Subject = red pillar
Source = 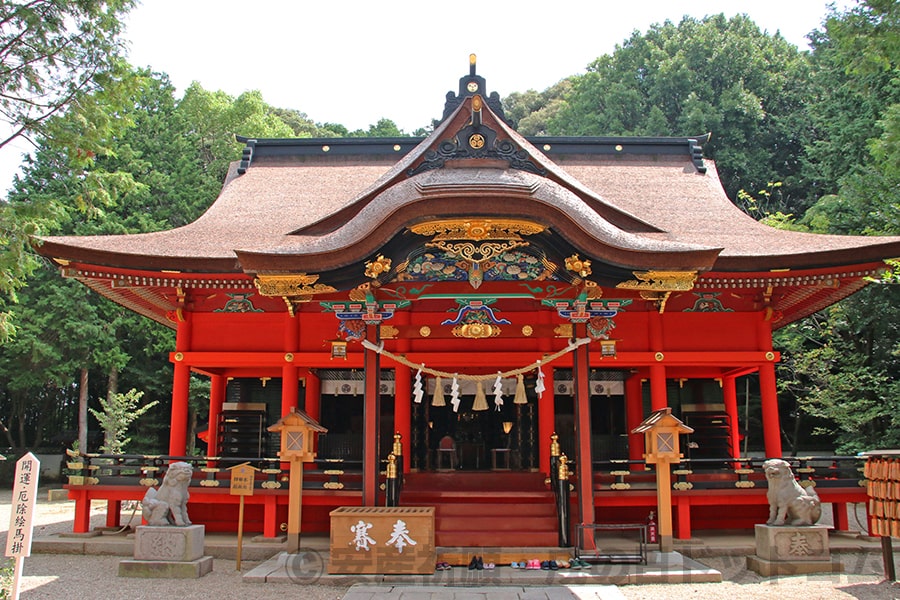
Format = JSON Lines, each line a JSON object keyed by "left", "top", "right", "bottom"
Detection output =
{"left": 832, "top": 503, "right": 850, "bottom": 531}
{"left": 538, "top": 308, "right": 555, "bottom": 473}
{"left": 304, "top": 370, "right": 321, "bottom": 422}
{"left": 759, "top": 362, "right": 782, "bottom": 458}
{"left": 282, "top": 364, "right": 299, "bottom": 415}
{"left": 757, "top": 315, "right": 782, "bottom": 458}
{"left": 722, "top": 375, "right": 740, "bottom": 459}
{"left": 649, "top": 365, "right": 667, "bottom": 411}
{"left": 304, "top": 370, "right": 322, "bottom": 458}
{"left": 573, "top": 323, "right": 595, "bottom": 527}
{"left": 105, "top": 500, "right": 121, "bottom": 528}
{"left": 169, "top": 312, "right": 192, "bottom": 457}
{"left": 537, "top": 364, "right": 555, "bottom": 474}
{"left": 207, "top": 374, "right": 226, "bottom": 457}
{"left": 363, "top": 325, "right": 381, "bottom": 506}
{"left": 394, "top": 364, "right": 412, "bottom": 474}
{"left": 393, "top": 311, "right": 412, "bottom": 474}
{"left": 648, "top": 311, "right": 667, "bottom": 411}
{"left": 72, "top": 489, "right": 91, "bottom": 533}
{"left": 676, "top": 498, "right": 692, "bottom": 539}
{"left": 626, "top": 375, "right": 644, "bottom": 462}
{"left": 263, "top": 494, "right": 278, "bottom": 538}
{"left": 282, "top": 313, "right": 300, "bottom": 416}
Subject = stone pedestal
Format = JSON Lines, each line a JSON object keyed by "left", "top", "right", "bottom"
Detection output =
{"left": 119, "top": 525, "right": 213, "bottom": 578}
{"left": 746, "top": 524, "right": 843, "bottom": 576}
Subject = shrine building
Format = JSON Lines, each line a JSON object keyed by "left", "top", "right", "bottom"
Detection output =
{"left": 37, "top": 58, "right": 900, "bottom": 545}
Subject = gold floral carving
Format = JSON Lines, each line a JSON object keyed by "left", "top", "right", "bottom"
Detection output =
{"left": 255, "top": 274, "right": 336, "bottom": 297}
{"left": 364, "top": 255, "right": 392, "bottom": 279}
{"left": 565, "top": 255, "right": 592, "bottom": 278}
{"left": 410, "top": 219, "right": 546, "bottom": 288}
{"left": 434, "top": 240, "right": 527, "bottom": 263}
{"left": 349, "top": 284, "right": 370, "bottom": 301}
{"left": 419, "top": 326, "right": 432, "bottom": 337}
{"left": 522, "top": 325, "right": 534, "bottom": 336}
{"left": 409, "top": 218, "right": 545, "bottom": 241}
{"left": 453, "top": 323, "right": 501, "bottom": 339}
{"left": 554, "top": 324, "right": 573, "bottom": 338}
{"left": 380, "top": 325, "right": 399, "bottom": 339}
{"left": 616, "top": 270, "right": 697, "bottom": 292}
{"left": 584, "top": 280, "right": 603, "bottom": 299}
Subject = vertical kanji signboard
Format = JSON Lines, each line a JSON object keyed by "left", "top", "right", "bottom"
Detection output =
{"left": 5, "top": 452, "right": 40, "bottom": 600}
{"left": 6, "top": 453, "right": 39, "bottom": 558}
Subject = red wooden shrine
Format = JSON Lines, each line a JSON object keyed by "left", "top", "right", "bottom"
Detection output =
{"left": 39, "top": 58, "right": 900, "bottom": 544}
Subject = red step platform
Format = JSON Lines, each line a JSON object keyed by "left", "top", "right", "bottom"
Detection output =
{"left": 400, "top": 472, "right": 559, "bottom": 547}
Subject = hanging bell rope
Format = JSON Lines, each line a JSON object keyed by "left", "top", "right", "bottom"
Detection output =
{"left": 514, "top": 373, "right": 528, "bottom": 404}
{"left": 360, "top": 337, "right": 591, "bottom": 381}
{"left": 432, "top": 376, "right": 446, "bottom": 406}
{"left": 472, "top": 380, "right": 489, "bottom": 411}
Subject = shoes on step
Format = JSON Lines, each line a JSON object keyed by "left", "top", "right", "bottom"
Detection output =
{"left": 558, "top": 559, "right": 570, "bottom": 569}
{"left": 549, "top": 560, "right": 559, "bottom": 570}
{"left": 540, "top": 560, "right": 550, "bottom": 570}
{"left": 476, "top": 556, "right": 484, "bottom": 570}
{"left": 485, "top": 562, "right": 494, "bottom": 570}
{"left": 467, "top": 556, "right": 478, "bottom": 570}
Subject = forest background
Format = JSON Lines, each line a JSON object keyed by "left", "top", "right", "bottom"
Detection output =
{"left": 0, "top": 0, "right": 897, "bottom": 459}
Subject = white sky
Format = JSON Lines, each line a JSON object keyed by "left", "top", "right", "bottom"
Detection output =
{"left": 0, "top": 0, "right": 851, "bottom": 193}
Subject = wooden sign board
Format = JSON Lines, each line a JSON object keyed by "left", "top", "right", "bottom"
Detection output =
{"left": 329, "top": 506, "right": 435, "bottom": 574}
{"left": 5, "top": 453, "right": 40, "bottom": 558}
{"left": 228, "top": 463, "right": 257, "bottom": 496}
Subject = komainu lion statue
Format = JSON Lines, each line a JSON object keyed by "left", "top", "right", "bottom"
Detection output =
{"left": 763, "top": 458, "right": 821, "bottom": 526}
{"left": 142, "top": 461, "right": 193, "bottom": 526}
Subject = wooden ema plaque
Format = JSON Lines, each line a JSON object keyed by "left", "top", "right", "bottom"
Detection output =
{"left": 865, "top": 456, "right": 900, "bottom": 537}
{"left": 329, "top": 506, "right": 435, "bottom": 574}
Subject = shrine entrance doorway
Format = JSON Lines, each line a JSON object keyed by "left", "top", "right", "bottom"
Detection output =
{"left": 409, "top": 375, "right": 539, "bottom": 472}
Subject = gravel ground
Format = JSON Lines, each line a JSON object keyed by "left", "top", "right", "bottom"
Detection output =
{"left": 2, "top": 487, "right": 899, "bottom": 599}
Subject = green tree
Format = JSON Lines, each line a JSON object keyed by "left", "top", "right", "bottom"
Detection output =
{"left": 502, "top": 80, "right": 572, "bottom": 135}
{"left": 89, "top": 388, "right": 157, "bottom": 454}
{"left": 1, "top": 72, "right": 307, "bottom": 453}
{"left": 0, "top": 1, "right": 140, "bottom": 342}
{"left": 348, "top": 117, "right": 407, "bottom": 137}
{"left": 513, "top": 14, "right": 813, "bottom": 212}
{"left": 780, "top": 0, "right": 900, "bottom": 452}
{"left": 0, "top": 0, "right": 136, "bottom": 150}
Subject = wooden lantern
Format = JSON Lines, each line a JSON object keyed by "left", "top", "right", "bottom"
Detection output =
{"left": 268, "top": 408, "right": 327, "bottom": 463}
{"left": 631, "top": 407, "right": 693, "bottom": 552}
{"left": 632, "top": 407, "right": 693, "bottom": 464}
{"left": 267, "top": 408, "right": 327, "bottom": 552}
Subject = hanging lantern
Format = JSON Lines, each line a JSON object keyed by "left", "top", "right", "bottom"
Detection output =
{"left": 330, "top": 339, "right": 348, "bottom": 360}
{"left": 600, "top": 339, "right": 618, "bottom": 358}
{"left": 514, "top": 373, "right": 528, "bottom": 404}
{"left": 432, "top": 376, "right": 446, "bottom": 406}
{"left": 472, "top": 380, "right": 489, "bottom": 411}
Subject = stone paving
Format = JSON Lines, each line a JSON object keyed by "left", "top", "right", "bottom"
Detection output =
{"left": 340, "top": 584, "right": 626, "bottom": 600}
